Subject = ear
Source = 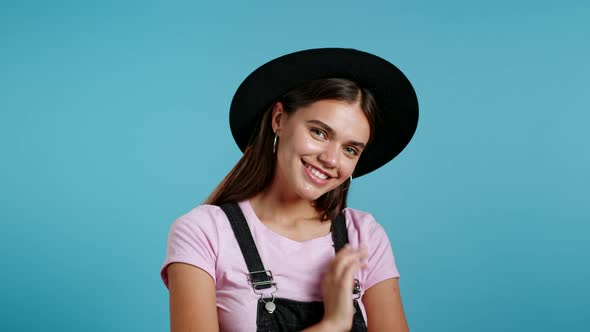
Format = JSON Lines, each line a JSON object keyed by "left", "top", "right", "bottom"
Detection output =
{"left": 271, "top": 102, "right": 285, "bottom": 134}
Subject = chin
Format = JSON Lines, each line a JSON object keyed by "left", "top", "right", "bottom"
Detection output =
{"left": 296, "top": 191, "right": 323, "bottom": 202}
{"left": 296, "top": 184, "right": 341, "bottom": 202}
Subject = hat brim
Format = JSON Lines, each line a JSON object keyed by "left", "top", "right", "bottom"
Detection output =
{"left": 229, "top": 48, "right": 419, "bottom": 178}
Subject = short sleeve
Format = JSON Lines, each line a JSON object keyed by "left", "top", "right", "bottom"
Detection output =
{"left": 160, "top": 206, "right": 220, "bottom": 289}
{"left": 364, "top": 215, "right": 400, "bottom": 291}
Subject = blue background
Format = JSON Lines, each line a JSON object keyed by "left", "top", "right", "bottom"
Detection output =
{"left": 1, "top": 0, "right": 589, "bottom": 331}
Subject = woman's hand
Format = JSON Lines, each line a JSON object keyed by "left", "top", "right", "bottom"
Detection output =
{"left": 320, "top": 245, "right": 368, "bottom": 332}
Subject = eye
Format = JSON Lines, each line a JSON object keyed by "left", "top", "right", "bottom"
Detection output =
{"left": 311, "top": 128, "right": 327, "bottom": 140}
{"left": 344, "top": 146, "right": 359, "bottom": 156}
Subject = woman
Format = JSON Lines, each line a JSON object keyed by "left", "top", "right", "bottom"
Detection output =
{"left": 160, "top": 48, "right": 419, "bottom": 331}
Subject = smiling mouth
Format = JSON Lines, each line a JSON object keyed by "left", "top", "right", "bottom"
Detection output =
{"left": 303, "top": 161, "right": 331, "bottom": 181}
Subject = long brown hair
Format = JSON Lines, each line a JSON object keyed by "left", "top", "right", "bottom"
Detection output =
{"left": 205, "top": 78, "right": 378, "bottom": 221}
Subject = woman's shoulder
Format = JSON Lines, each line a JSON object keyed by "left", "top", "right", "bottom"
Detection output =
{"left": 171, "top": 204, "right": 228, "bottom": 229}
{"left": 341, "top": 206, "right": 383, "bottom": 232}
{"left": 341, "top": 206, "right": 393, "bottom": 253}
{"left": 342, "top": 206, "right": 377, "bottom": 223}
{"left": 183, "top": 203, "right": 224, "bottom": 217}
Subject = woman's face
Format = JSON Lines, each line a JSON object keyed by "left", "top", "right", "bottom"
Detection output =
{"left": 271, "top": 99, "right": 371, "bottom": 201}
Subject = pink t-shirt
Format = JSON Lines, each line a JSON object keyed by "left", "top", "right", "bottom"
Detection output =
{"left": 160, "top": 200, "right": 399, "bottom": 331}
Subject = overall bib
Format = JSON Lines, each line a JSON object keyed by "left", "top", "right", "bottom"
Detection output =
{"left": 220, "top": 203, "right": 368, "bottom": 332}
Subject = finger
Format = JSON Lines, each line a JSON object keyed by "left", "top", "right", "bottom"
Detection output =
{"left": 332, "top": 253, "right": 365, "bottom": 283}
{"left": 337, "top": 259, "right": 361, "bottom": 288}
{"left": 356, "top": 245, "right": 368, "bottom": 266}
{"left": 359, "top": 249, "right": 368, "bottom": 266}
{"left": 334, "top": 246, "right": 366, "bottom": 263}
{"left": 330, "top": 249, "right": 365, "bottom": 278}
{"left": 334, "top": 244, "right": 353, "bottom": 257}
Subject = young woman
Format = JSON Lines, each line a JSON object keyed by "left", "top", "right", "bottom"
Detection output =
{"left": 160, "top": 48, "right": 419, "bottom": 331}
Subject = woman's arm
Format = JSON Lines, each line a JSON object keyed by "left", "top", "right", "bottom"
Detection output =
{"left": 167, "top": 262, "right": 219, "bottom": 332}
{"left": 362, "top": 278, "right": 409, "bottom": 332}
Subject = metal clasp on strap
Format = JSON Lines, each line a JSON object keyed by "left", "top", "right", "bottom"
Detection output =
{"left": 248, "top": 269, "right": 278, "bottom": 314}
{"left": 353, "top": 278, "right": 362, "bottom": 299}
{"left": 248, "top": 269, "right": 278, "bottom": 296}
{"left": 248, "top": 269, "right": 275, "bottom": 289}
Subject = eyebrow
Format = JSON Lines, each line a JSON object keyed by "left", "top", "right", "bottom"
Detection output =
{"left": 306, "top": 120, "right": 367, "bottom": 150}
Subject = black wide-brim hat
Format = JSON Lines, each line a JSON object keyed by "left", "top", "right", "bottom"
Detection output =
{"left": 229, "top": 48, "right": 419, "bottom": 178}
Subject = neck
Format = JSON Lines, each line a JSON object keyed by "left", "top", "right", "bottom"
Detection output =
{"left": 250, "top": 188, "right": 320, "bottom": 226}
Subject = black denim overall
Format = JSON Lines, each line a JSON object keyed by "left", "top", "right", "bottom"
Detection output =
{"left": 220, "top": 203, "right": 367, "bottom": 332}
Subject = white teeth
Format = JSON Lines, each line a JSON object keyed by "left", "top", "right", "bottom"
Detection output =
{"left": 306, "top": 164, "right": 328, "bottom": 180}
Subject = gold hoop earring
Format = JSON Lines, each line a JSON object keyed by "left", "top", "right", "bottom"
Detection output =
{"left": 273, "top": 134, "right": 278, "bottom": 154}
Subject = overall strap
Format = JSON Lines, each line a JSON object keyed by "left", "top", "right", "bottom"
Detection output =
{"left": 331, "top": 211, "right": 348, "bottom": 252}
{"left": 331, "top": 211, "right": 362, "bottom": 297}
{"left": 220, "top": 202, "right": 274, "bottom": 290}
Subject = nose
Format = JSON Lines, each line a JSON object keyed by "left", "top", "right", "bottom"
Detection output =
{"left": 318, "top": 142, "right": 339, "bottom": 169}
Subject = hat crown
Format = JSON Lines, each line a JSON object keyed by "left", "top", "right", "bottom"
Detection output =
{"left": 230, "top": 48, "right": 419, "bottom": 178}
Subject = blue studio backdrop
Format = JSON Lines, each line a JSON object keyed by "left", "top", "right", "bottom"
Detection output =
{"left": 1, "top": 0, "right": 589, "bottom": 331}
